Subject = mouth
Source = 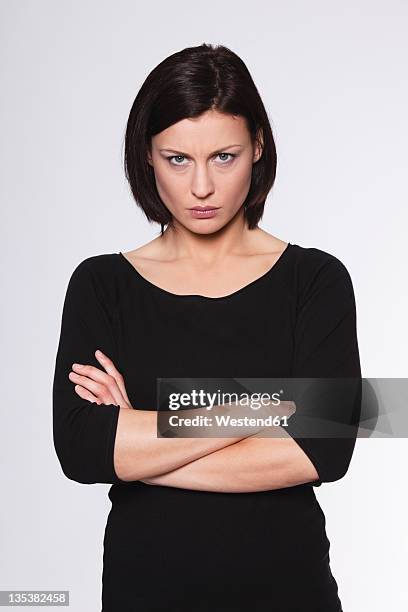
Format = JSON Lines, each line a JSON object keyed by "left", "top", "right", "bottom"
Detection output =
{"left": 188, "top": 206, "right": 220, "bottom": 219}
{"left": 189, "top": 206, "right": 219, "bottom": 211}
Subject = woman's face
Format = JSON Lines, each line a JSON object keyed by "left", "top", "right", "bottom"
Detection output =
{"left": 147, "top": 109, "right": 262, "bottom": 233}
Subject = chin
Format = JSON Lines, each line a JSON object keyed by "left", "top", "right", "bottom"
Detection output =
{"left": 188, "top": 222, "right": 225, "bottom": 235}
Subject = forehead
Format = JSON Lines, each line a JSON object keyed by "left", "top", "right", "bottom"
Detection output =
{"left": 152, "top": 110, "right": 250, "bottom": 150}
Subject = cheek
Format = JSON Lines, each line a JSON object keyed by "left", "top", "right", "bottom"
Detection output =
{"left": 219, "top": 163, "right": 253, "bottom": 202}
{"left": 153, "top": 167, "right": 185, "bottom": 206}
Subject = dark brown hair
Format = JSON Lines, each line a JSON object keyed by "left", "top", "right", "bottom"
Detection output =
{"left": 124, "top": 43, "right": 277, "bottom": 234}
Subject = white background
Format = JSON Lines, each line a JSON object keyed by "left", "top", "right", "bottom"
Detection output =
{"left": 1, "top": 1, "right": 407, "bottom": 610}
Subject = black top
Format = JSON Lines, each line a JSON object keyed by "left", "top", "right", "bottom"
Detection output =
{"left": 52, "top": 242, "right": 361, "bottom": 612}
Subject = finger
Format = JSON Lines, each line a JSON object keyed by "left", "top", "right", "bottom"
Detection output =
{"left": 95, "top": 350, "right": 132, "bottom": 405}
{"left": 68, "top": 370, "right": 121, "bottom": 406}
{"left": 70, "top": 362, "right": 124, "bottom": 406}
{"left": 74, "top": 384, "right": 103, "bottom": 405}
{"left": 71, "top": 363, "right": 112, "bottom": 385}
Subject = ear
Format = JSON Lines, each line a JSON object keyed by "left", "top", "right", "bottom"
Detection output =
{"left": 147, "top": 150, "right": 153, "bottom": 167}
{"left": 253, "top": 128, "right": 264, "bottom": 163}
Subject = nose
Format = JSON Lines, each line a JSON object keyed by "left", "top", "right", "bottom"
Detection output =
{"left": 190, "top": 163, "right": 215, "bottom": 199}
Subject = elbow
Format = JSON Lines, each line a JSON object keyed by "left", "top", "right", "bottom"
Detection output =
{"left": 296, "top": 454, "right": 354, "bottom": 487}
{"left": 60, "top": 465, "right": 95, "bottom": 485}
{"left": 52, "top": 401, "right": 123, "bottom": 485}
{"left": 53, "top": 436, "right": 97, "bottom": 485}
{"left": 300, "top": 438, "right": 357, "bottom": 486}
{"left": 326, "top": 467, "right": 351, "bottom": 484}
{"left": 319, "top": 458, "right": 353, "bottom": 484}
{"left": 52, "top": 412, "right": 95, "bottom": 484}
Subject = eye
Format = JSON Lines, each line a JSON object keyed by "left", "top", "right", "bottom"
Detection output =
{"left": 166, "top": 155, "right": 188, "bottom": 166}
{"left": 216, "top": 153, "right": 236, "bottom": 164}
{"left": 165, "top": 152, "right": 237, "bottom": 167}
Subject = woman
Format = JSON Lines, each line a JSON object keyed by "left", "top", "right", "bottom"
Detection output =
{"left": 52, "top": 43, "right": 361, "bottom": 611}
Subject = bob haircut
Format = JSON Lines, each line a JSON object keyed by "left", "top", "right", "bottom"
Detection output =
{"left": 124, "top": 43, "right": 277, "bottom": 234}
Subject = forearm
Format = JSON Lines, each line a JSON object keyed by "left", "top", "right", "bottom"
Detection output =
{"left": 141, "top": 429, "right": 320, "bottom": 492}
{"left": 113, "top": 403, "right": 270, "bottom": 481}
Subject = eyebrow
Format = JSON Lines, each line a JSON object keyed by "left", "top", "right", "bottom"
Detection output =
{"left": 159, "top": 144, "right": 243, "bottom": 157}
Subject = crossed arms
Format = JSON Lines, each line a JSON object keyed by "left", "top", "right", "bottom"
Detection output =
{"left": 67, "top": 351, "right": 320, "bottom": 492}
{"left": 113, "top": 407, "right": 320, "bottom": 493}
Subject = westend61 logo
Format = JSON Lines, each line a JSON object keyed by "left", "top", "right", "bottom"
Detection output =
{"left": 156, "top": 377, "right": 367, "bottom": 439}
{"left": 167, "top": 388, "right": 283, "bottom": 411}
{"left": 156, "top": 380, "right": 299, "bottom": 438}
{"left": 164, "top": 387, "right": 294, "bottom": 435}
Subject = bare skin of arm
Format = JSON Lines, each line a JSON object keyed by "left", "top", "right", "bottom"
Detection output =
{"left": 114, "top": 406, "right": 262, "bottom": 482}
{"left": 69, "top": 354, "right": 259, "bottom": 481}
{"left": 140, "top": 430, "right": 320, "bottom": 492}
{"left": 70, "top": 351, "right": 318, "bottom": 489}
{"left": 113, "top": 395, "right": 284, "bottom": 481}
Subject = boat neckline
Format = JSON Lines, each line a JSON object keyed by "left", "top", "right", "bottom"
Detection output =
{"left": 116, "top": 242, "right": 293, "bottom": 301}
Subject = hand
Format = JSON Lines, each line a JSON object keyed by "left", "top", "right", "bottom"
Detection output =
{"left": 68, "top": 349, "right": 134, "bottom": 410}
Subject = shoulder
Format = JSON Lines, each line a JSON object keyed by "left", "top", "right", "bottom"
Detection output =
{"left": 65, "top": 254, "right": 121, "bottom": 311}
{"left": 290, "top": 243, "right": 350, "bottom": 275}
{"left": 68, "top": 253, "right": 119, "bottom": 285}
{"left": 289, "top": 243, "right": 355, "bottom": 301}
{"left": 290, "top": 243, "right": 352, "bottom": 280}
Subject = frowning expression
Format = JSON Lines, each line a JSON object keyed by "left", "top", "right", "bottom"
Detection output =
{"left": 147, "top": 109, "right": 262, "bottom": 233}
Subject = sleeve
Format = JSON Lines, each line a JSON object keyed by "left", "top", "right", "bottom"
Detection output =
{"left": 285, "top": 253, "right": 362, "bottom": 487}
{"left": 52, "top": 258, "right": 126, "bottom": 485}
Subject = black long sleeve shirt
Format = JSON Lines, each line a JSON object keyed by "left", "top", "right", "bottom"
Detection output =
{"left": 52, "top": 242, "right": 361, "bottom": 611}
